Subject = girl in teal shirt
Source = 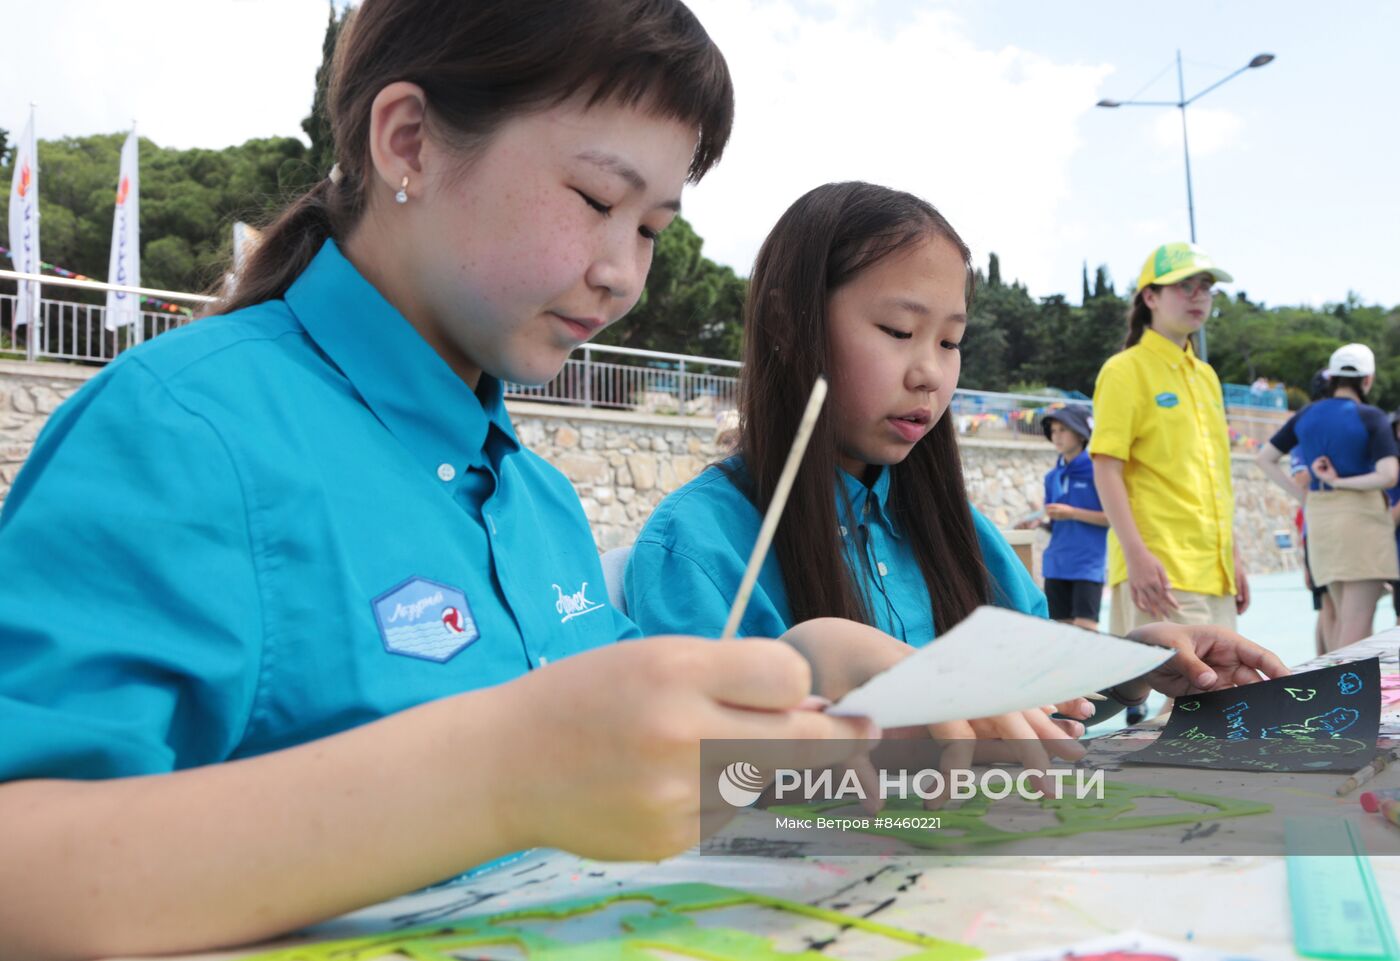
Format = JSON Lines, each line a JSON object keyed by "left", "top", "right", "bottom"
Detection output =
{"left": 629, "top": 183, "right": 1044, "bottom": 646}
{"left": 627, "top": 182, "right": 1285, "bottom": 734}
{"left": 0, "top": 4, "right": 888, "bottom": 956}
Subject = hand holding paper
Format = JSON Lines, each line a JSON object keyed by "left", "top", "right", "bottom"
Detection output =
{"left": 827, "top": 607, "right": 1174, "bottom": 729}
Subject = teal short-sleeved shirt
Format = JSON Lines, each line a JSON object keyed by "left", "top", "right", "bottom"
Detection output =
{"left": 625, "top": 457, "right": 1047, "bottom": 641}
{"left": 0, "top": 240, "right": 638, "bottom": 782}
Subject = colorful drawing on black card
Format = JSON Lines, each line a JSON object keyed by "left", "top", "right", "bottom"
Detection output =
{"left": 1127, "top": 658, "right": 1381, "bottom": 772}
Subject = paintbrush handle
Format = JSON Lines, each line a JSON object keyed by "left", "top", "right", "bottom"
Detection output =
{"left": 720, "top": 377, "right": 828, "bottom": 640}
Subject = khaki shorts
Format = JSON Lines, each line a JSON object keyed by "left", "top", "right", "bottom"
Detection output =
{"left": 1109, "top": 580, "right": 1237, "bottom": 635}
{"left": 1304, "top": 489, "right": 1399, "bottom": 587}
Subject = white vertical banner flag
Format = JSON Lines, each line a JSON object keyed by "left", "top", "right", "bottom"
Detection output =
{"left": 104, "top": 128, "right": 141, "bottom": 330}
{"left": 7, "top": 106, "right": 40, "bottom": 327}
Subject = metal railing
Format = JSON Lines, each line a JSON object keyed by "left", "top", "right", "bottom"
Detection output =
{"left": 0, "top": 271, "right": 1287, "bottom": 445}
{"left": 505, "top": 343, "right": 741, "bottom": 415}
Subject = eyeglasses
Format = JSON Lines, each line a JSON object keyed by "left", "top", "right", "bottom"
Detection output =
{"left": 1170, "top": 277, "right": 1217, "bottom": 298}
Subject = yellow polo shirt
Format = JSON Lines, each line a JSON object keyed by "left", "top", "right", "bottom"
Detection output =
{"left": 1089, "top": 328, "right": 1235, "bottom": 596}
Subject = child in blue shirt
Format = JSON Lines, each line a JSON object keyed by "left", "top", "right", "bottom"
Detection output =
{"left": 1037, "top": 405, "right": 1108, "bottom": 629}
{"left": 1258, "top": 343, "right": 1399, "bottom": 649}
{"left": 0, "top": 4, "right": 890, "bottom": 956}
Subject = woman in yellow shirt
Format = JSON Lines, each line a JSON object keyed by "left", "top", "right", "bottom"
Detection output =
{"left": 1089, "top": 243, "right": 1250, "bottom": 634}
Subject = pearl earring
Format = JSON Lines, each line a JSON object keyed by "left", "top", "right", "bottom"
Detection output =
{"left": 394, "top": 176, "right": 409, "bottom": 204}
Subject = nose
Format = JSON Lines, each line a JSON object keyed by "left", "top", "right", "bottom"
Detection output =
{"left": 907, "top": 342, "right": 944, "bottom": 394}
{"left": 585, "top": 232, "right": 649, "bottom": 309}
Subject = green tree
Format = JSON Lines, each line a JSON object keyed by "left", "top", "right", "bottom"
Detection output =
{"left": 302, "top": 2, "right": 351, "bottom": 180}
{"left": 594, "top": 216, "right": 747, "bottom": 362}
{"left": 0, "top": 133, "right": 310, "bottom": 297}
{"left": 1093, "top": 264, "right": 1113, "bottom": 298}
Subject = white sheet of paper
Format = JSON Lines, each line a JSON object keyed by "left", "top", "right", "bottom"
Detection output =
{"left": 828, "top": 606, "right": 1174, "bottom": 728}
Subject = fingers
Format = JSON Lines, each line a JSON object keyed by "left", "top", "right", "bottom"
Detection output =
{"left": 700, "top": 639, "right": 813, "bottom": 708}
{"left": 1163, "top": 640, "right": 1219, "bottom": 689}
{"left": 926, "top": 734, "right": 975, "bottom": 811}
{"left": 1227, "top": 637, "right": 1290, "bottom": 680}
{"left": 1052, "top": 698, "right": 1094, "bottom": 720}
{"left": 1155, "top": 569, "right": 1182, "bottom": 611}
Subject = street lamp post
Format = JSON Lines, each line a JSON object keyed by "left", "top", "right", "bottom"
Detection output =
{"left": 1097, "top": 50, "right": 1274, "bottom": 361}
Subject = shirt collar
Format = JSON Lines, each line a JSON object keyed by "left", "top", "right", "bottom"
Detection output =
{"left": 283, "top": 240, "right": 519, "bottom": 477}
{"left": 1059, "top": 448, "right": 1091, "bottom": 471}
{"left": 1139, "top": 326, "right": 1202, "bottom": 370}
{"left": 838, "top": 465, "right": 899, "bottom": 537}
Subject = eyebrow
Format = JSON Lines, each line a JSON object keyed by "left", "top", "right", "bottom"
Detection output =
{"left": 575, "top": 150, "right": 681, "bottom": 212}
{"left": 881, "top": 298, "right": 966, "bottom": 324}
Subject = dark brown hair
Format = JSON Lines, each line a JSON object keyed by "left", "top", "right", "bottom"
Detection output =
{"left": 214, "top": 0, "right": 732, "bottom": 314}
{"left": 1125, "top": 287, "right": 1201, "bottom": 353}
{"left": 737, "top": 181, "right": 989, "bottom": 635}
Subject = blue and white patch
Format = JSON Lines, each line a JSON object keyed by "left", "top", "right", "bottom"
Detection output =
{"left": 372, "top": 576, "right": 479, "bottom": 662}
{"left": 1155, "top": 392, "right": 1179, "bottom": 409}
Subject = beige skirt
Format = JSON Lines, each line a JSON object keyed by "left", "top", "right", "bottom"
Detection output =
{"left": 1305, "top": 489, "right": 1400, "bottom": 586}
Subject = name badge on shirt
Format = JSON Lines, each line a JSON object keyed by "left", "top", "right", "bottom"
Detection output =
{"left": 1155, "top": 392, "right": 1179, "bottom": 409}
{"left": 372, "top": 576, "right": 480, "bottom": 662}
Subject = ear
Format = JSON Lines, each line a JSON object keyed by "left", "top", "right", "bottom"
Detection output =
{"left": 366, "top": 81, "right": 428, "bottom": 201}
{"left": 1364, "top": 374, "right": 1375, "bottom": 392}
{"left": 1141, "top": 287, "right": 1161, "bottom": 312}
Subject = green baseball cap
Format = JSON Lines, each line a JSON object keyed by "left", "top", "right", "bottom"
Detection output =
{"left": 1135, "top": 242, "right": 1233, "bottom": 291}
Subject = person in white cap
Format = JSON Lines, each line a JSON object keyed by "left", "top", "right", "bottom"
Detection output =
{"left": 1256, "top": 343, "right": 1400, "bottom": 649}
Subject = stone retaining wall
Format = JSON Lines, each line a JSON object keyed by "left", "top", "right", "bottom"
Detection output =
{"left": 0, "top": 361, "right": 1301, "bottom": 576}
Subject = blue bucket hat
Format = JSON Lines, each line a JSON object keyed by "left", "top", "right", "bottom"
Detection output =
{"left": 1041, "top": 405, "right": 1093, "bottom": 444}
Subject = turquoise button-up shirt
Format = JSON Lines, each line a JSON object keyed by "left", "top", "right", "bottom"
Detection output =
{"left": 625, "top": 457, "right": 1046, "bottom": 642}
{"left": 0, "top": 240, "right": 637, "bottom": 781}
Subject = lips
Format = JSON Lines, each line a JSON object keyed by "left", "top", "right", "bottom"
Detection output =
{"left": 888, "top": 409, "right": 932, "bottom": 442}
{"left": 552, "top": 312, "right": 607, "bottom": 341}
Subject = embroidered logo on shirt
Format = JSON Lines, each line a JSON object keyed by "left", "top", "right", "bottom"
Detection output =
{"left": 372, "top": 576, "right": 479, "bottom": 662}
{"left": 554, "top": 581, "right": 605, "bottom": 624}
{"left": 1154, "top": 392, "right": 1179, "bottom": 409}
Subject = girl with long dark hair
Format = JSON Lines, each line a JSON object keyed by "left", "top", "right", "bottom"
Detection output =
{"left": 627, "top": 185, "right": 1286, "bottom": 743}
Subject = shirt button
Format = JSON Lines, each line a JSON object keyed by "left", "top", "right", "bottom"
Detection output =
{"left": 437, "top": 463, "right": 456, "bottom": 482}
{"left": 840, "top": 525, "right": 849, "bottom": 537}
{"left": 877, "top": 562, "right": 889, "bottom": 577}
{"left": 539, "top": 655, "right": 549, "bottom": 666}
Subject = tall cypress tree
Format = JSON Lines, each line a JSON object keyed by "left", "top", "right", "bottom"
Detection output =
{"left": 301, "top": 2, "right": 349, "bottom": 180}
{"left": 1093, "top": 264, "right": 1114, "bottom": 298}
{"left": 987, "top": 252, "right": 1001, "bottom": 287}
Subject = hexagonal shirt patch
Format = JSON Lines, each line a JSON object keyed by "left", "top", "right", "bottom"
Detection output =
{"left": 372, "top": 576, "right": 480, "bottom": 662}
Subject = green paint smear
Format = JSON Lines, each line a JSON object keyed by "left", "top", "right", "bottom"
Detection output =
{"left": 243, "top": 882, "right": 982, "bottom": 961}
{"left": 769, "top": 778, "right": 1271, "bottom": 848}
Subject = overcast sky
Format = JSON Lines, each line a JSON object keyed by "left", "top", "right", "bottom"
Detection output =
{"left": 4, "top": 0, "right": 1397, "bottom": 309}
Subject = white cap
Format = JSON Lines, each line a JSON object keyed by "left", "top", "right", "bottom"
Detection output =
{"left": 1324, "top": 343, "right": 1376, "bottom": 378}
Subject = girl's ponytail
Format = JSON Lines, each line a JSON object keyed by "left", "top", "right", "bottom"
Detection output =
{"left": 1123, "top": 290, "right": 1154, "bottom": 349}
{"left": 209, "top": 174, "right": 359, "bottom": 315}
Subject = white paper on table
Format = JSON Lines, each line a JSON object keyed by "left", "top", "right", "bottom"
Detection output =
{"left": 983, "top": 929, "right": 1267, "bottom": 961}
{"left": 828, "top": 606, "right": 1173, "bottom": 728}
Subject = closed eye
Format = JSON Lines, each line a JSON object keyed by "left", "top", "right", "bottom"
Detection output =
{"left": 942, "top": 340, "right": 962, "bottom": 351}
{"left": 575, "top": 189, "right": 611, "bottom": 216}
{"left": 878, "top": 325, "right": 912, "bottom": 340}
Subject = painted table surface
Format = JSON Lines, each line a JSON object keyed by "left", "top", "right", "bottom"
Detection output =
{"left": 120, "top": 630, "right": 1400, "bottom": 961}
